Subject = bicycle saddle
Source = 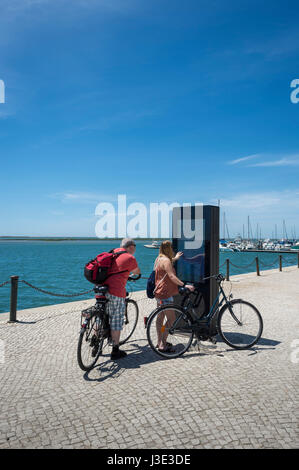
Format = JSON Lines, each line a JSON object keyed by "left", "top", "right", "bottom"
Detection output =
{"left": 179, "top": 286, "right": 193, "bottom": 295}
{"left": 94, "top": 285, "right": 109, "bottom": 295}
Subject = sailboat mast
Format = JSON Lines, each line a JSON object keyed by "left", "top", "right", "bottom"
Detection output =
{"left": 283, "top": 220, "right": 288, "bottom": 240}
{"left": 248, "top": 216, "right": 250, "bottom": 241}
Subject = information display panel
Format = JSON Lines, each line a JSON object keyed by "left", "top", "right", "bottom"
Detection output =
{"left": 172, "top": 205, "right": 205, "bottom": 282}
{"left": 172, "top": 205, "right": 219, "bottom": 321}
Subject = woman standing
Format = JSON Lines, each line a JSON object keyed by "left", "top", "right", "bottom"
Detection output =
{"left": 154, "top": 240, "right": 194, "bottom": 352}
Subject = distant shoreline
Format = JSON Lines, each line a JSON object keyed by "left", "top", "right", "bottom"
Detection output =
{"left": 0, "top": 237, "right": 167, "bottom": 242}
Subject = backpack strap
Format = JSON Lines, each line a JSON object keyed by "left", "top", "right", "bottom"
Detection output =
{"left": 106, "top": 249, "right": 130, "bottom": 278}
{"left": 109, "top": 249, "right": 127, "bottom": 256}
{"left": 153, "top": 257, "right": 168, "bottom": 294}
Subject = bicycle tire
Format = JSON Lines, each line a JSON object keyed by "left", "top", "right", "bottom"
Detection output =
{"left": 119, "top": 298, "right": 139, "bottom": 345}
{"left": 217, "top": 299, "right": 263, "bottom": 349}
{"left": 77, "top": 316, "right": 104, "bottom": 371}
{"left": 146, "top": 305, "right": 194, "bottom": 359}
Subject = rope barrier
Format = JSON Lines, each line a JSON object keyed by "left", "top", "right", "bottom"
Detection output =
{"left": 21, "top": 280, "right": 94, "bottom": 298}
{"left": 259, "top": 259, "right": 280, "bottom": 268}
{"left": 229, "top": 259, "right": 256, "bottom": 269}
{"left": 1, "top": 253, "right": 297, "bottom": 296}
{"left": 1, "top": 251, "right": 297, "bottom": 323}
{"left": 283, "top": 260, "right": 297, "bottom": 267}
{"left": 0, "top": 280, "right": 10, "bottom": 288}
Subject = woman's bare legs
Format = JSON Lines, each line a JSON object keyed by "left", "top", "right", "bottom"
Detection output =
{"left": 156, "top": 308, "right": 176, "bottom": 349}
{"left": 156, "top": 311, "right": 166, "bottom": 347}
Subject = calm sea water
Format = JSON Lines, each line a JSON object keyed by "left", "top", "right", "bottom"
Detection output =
{"left": 0, "top": 240, "right": 297, "bottom": 314}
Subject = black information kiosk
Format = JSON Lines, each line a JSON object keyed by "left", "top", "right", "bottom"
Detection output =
{"left": 172, "top": 204, "right": 219, "bottom": 325}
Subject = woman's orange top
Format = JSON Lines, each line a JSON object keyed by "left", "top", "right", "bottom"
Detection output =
{"left": 154, "top": 256, "right": 179, "bottom": 299}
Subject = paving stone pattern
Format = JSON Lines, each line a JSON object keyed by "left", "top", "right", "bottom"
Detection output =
{"left": 0, "top": 266, "right": 298, "bottom": 449}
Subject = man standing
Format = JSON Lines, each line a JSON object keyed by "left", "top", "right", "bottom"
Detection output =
{"left": 105, "top": 238, "right": 140, "bottom": 359}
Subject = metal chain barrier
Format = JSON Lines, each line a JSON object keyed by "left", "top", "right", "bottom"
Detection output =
{"left": 259, "top": 258, "right": 280, "bottom": 268}
{"left": 3, "top": 252, "right": 297, "bottom": 323}
{"left": 21, "top": 280, "right": 93, "bottom": 298}
{"left": 229, "top": 259, "right": 256, "bottom": 269}
{"left": 283, "top": 259, "right": 297, "bottom": 267}
{"left": 0, "top": 280, "right": 10, "bottom": 288}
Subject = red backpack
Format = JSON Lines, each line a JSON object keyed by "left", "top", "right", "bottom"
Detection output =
{"left": 84, "top": 249, "right": 128, "bottom": 284}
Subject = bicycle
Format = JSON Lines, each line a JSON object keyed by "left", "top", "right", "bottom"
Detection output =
{"left": 77, "top": 274, "right": 140, "bottom": 371}
{"left": 146, "top": 273, "right": 263, "bottom": 359}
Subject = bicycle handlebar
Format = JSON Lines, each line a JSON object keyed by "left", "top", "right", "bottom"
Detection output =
{"left": 201, "top": 274, "right": 225, "bottom": 282}
{"left": 127, "top": 274, "right": 141, "bottom": 281}
{"left": 178, "top": 274, "right": 225, "bottom": 295}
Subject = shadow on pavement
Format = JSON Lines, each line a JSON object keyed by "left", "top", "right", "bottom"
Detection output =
{"left": 217, "top": 334, "right": 280, "bottom": 355}
{"left": 83, "top": 333, "right": 279, "bottom": 382}
{"left": 13, "top": 320, "right": 37, "bottom": 324}
{"left": 83, "top": 338, "right": 212, "bottom": 383}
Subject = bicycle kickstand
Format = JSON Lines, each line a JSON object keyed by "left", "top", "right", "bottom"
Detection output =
{"left": 191, "top": 338, "right": 201, "bottom": 352}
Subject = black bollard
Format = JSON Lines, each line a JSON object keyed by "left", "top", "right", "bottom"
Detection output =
{"left": 226, "top": 259, "right": 230, "bottom": 281}
{"left": 9, "top": 276, "right": 19, "bottom": 322}
{"left": 256, "top": 257, "right": 260, "bottom": 276}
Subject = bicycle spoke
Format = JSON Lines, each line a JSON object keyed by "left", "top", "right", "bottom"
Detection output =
{"left": 147, "top": 307, "right": 194, "bottom": 358}
{"left": 219, "top": 300, "right": 263, "bottom": 349}
{"left": 119, "top": 299, "right": 139, "bottom": 345}
{"left": 77, "top": 316, "right": 104, "bottom": 371}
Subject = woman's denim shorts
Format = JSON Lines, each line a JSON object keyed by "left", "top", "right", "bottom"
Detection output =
{"left": 156, "top": 296, "right": 174, "bottom": 306}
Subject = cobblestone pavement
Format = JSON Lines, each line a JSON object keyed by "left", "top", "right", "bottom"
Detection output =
{"left": 0, "top": 267, "right": 298, "bottom": 449}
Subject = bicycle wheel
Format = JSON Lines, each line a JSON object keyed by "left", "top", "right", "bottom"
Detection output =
{"left": 77, "top": 315, "right": 104, "bottom": 371}
{"left": 218, "top": 299, "right": 263, "bottom": 349}
{"left": 119, "top": 299, "right": 139, "bottom": 345}
{"left": 147, "top": 306, "right": 194, "bottom": 359}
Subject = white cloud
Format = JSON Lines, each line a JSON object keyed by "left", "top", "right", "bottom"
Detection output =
{"left": 79, "top": 110, "right": 155, "bottom": 132}
{"left": 49, "top": 191, "right": 117, "bottom": 204}
{"left": 50, "top": 210, "right": 64, "bottom": 216}
{"left": 227, "top": 154, "right": 260, "bottom": 165}
{"left": 245, "top": 28, "right": 299, "bottom": 60}
{"left": 1, "top": 0, "right": 138, "bottom": 18}
{"left": 212, "top": 190, "right": 299, "bottom": 237}
{"left": 248, "top": 158, "right": 299, "bottom": 167}
{"left": 227, "top": 153, "right": 299, "bottom": 168}
{"left": 217, "top": 192, "right": 281, "bottom": 210}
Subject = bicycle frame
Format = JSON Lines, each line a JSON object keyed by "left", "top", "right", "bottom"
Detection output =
{"left": 169, "top": 281, "right": 237, "bottom": 334}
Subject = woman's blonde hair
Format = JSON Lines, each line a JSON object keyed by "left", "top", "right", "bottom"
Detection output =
{"left": 158, "top": 240, "right": 175, "bottom": 262}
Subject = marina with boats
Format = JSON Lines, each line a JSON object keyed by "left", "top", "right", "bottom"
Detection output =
{"left": 144, "top": 237, "right": 299, "bottom": 253}
{"left": 143, "top": 237, "right": 299, "bottom": 255}
{"left": 219, "top": 213, "right": 299, "bottom": 253}
{"left": 219, "top": 238, "right": 299, "bottom": 253}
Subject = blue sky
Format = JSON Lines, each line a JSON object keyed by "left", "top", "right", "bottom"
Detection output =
{"left": 0, "top": 0, "right": 298, "bottom": 238}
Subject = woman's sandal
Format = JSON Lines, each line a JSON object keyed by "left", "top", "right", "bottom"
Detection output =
{"left": 155, "top": 341, "right": 172, "bottom": 348}
{"left": 157, "top": 342, "right": 175, "bottom": 353}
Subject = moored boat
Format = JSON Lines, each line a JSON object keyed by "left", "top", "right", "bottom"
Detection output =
{"left": 144, "top": 240, "right": 161, "bottom": 249}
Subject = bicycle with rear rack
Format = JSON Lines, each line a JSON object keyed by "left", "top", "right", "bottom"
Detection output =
{"left": 77, "top": 274, "right": 140, "bottom": 371}
{"left": 146, "top": 273, "right": 263, "bottom": 359}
